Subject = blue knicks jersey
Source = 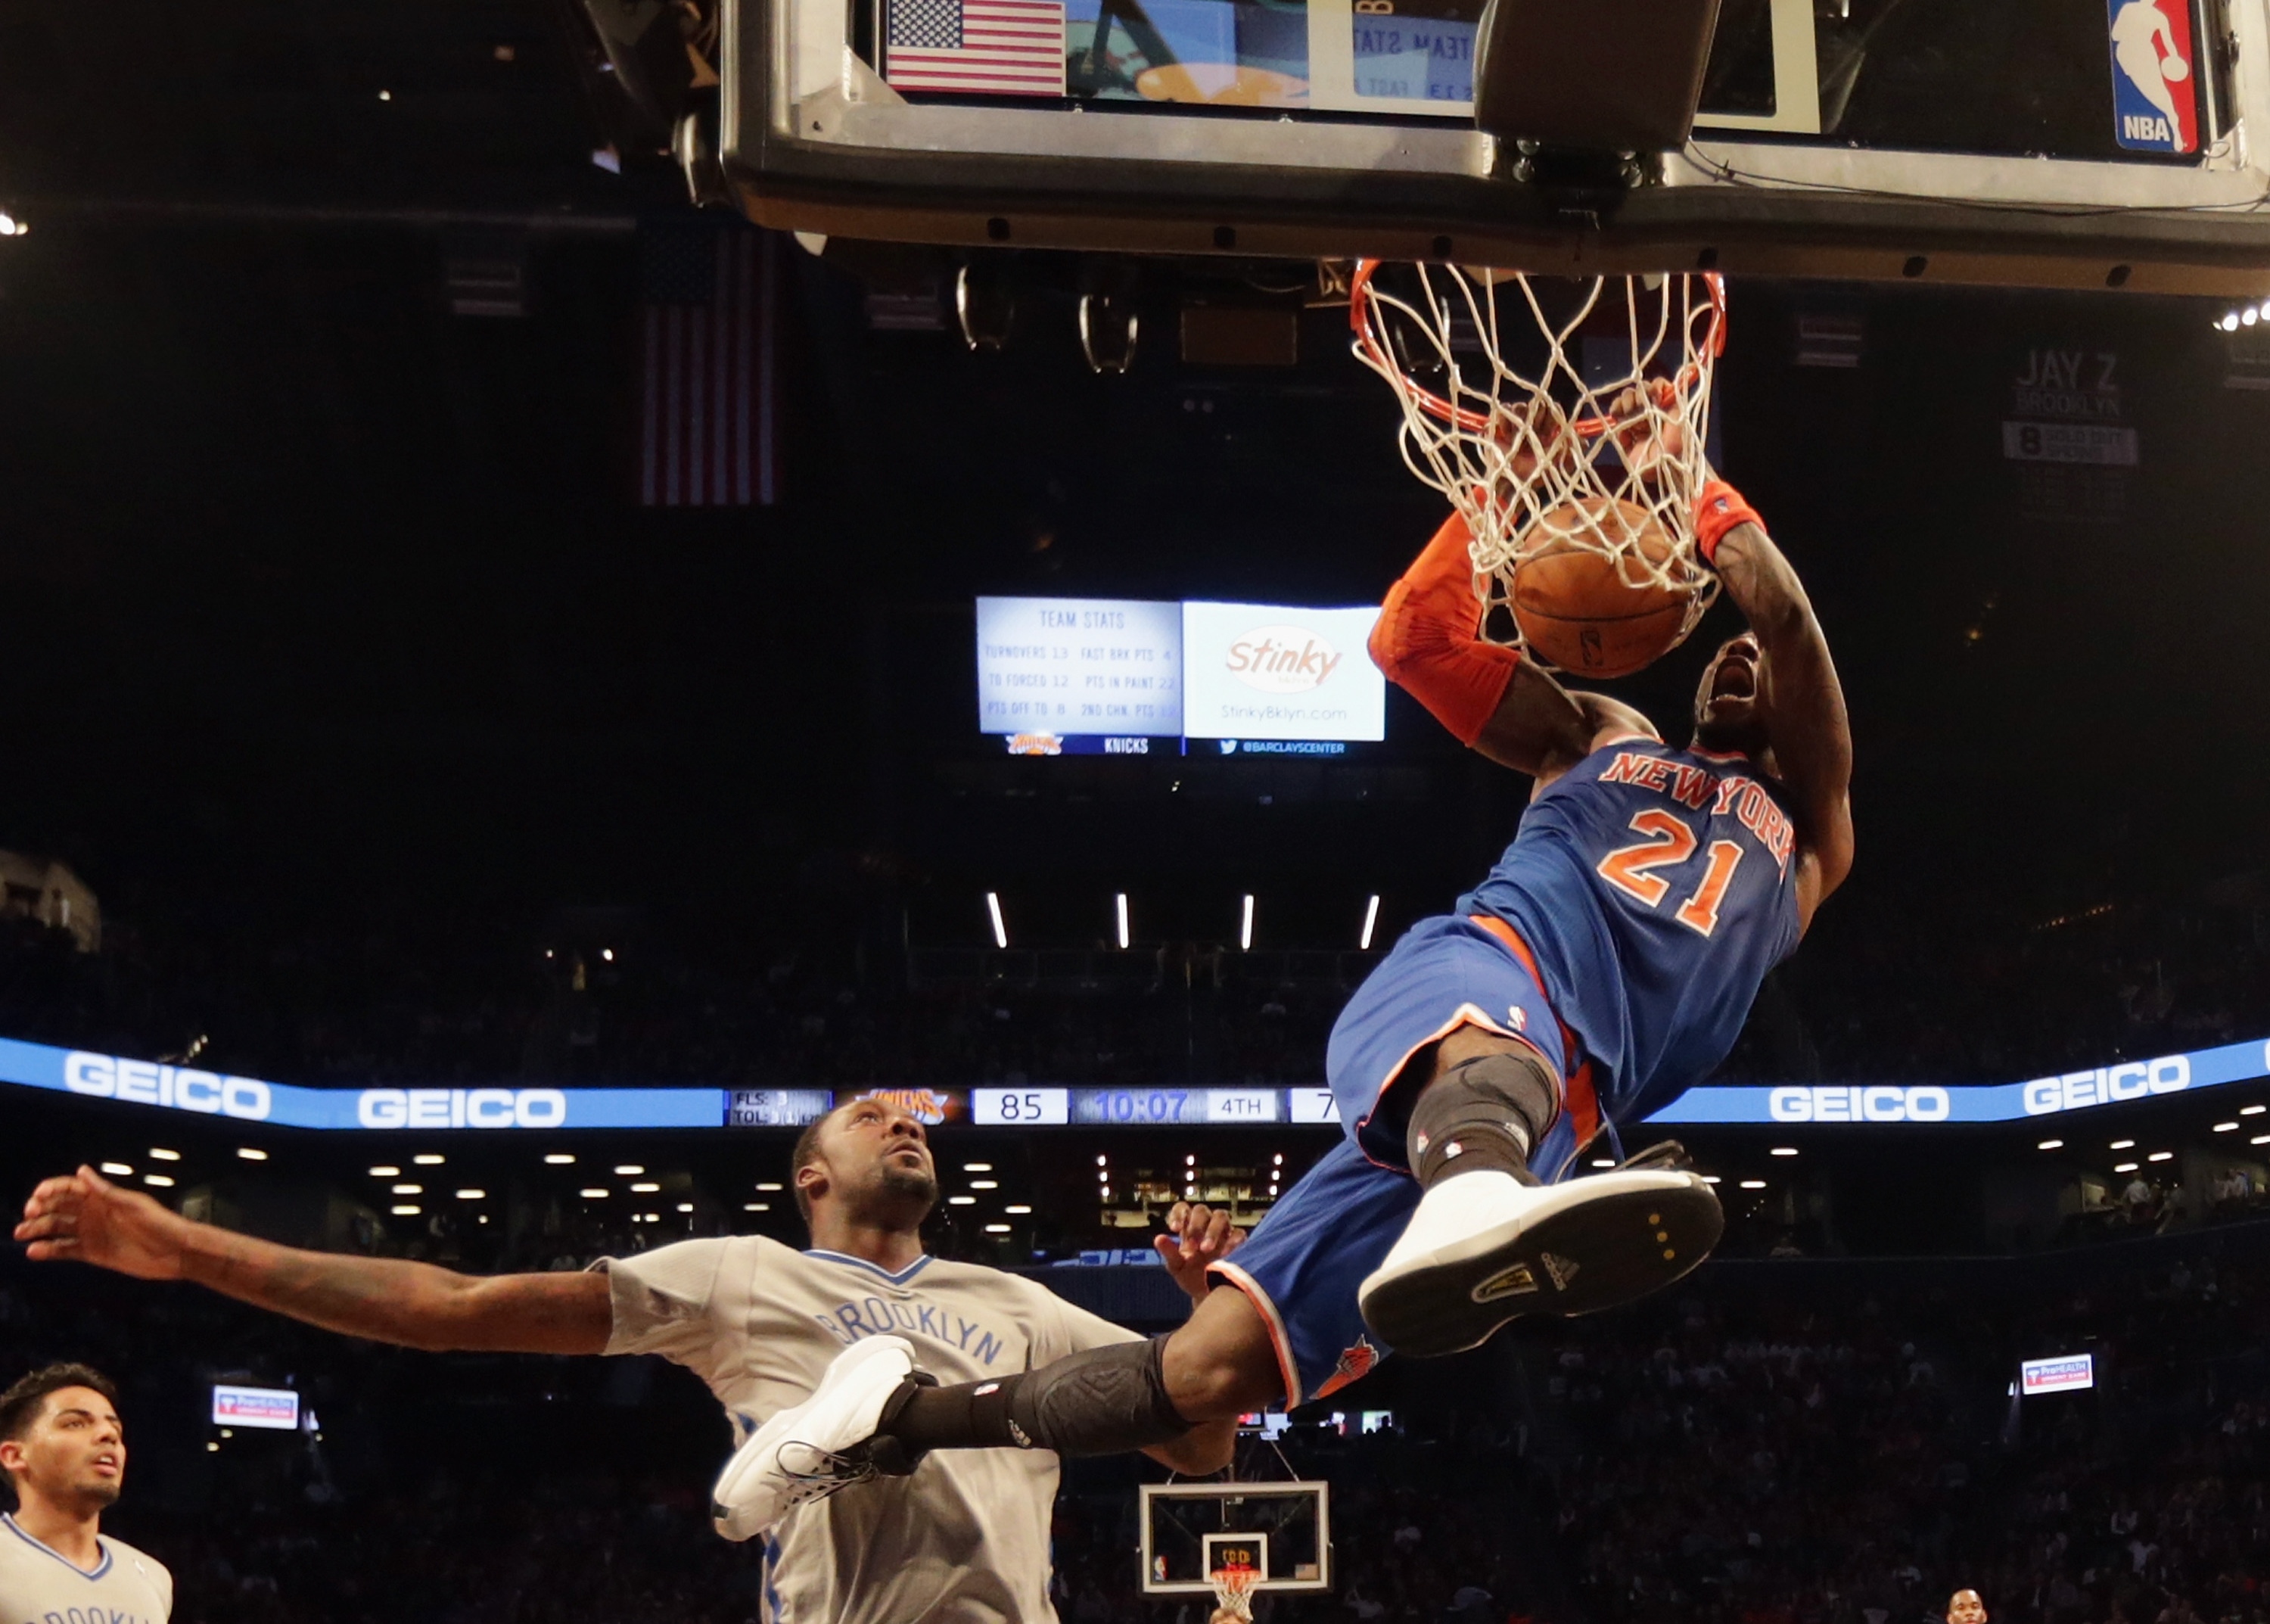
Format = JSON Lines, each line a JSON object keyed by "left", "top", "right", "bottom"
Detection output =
{"left": 1456, "top": 737, "right": 1802, "bottom": 1118}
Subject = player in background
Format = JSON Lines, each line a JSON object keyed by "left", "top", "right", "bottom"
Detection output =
{"left": 0, "top": 1363, "right": 173, "bottom": 1624}
{"left": 1948, "top": 1588, "right": 1989, "bottom": 1624}
{"left": 16, "top": 1100, "right": 1240, "bottom": 1624}
{"left": 705, "top": 471, "right": 1854, "bottom": 1534}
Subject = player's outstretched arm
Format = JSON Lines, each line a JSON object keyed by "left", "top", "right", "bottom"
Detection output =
{"left": 1143, "top": 1202, "right": 1243, "bottom": 1474}
{"left": 16, "top": 1166, "right": 611, "bottom": 1355}
{"left": 1369, "top": 511, "right": 1654, "bottom": 783}
{"left": 1697, "top": 482, "right": 1855, "bottom": 922}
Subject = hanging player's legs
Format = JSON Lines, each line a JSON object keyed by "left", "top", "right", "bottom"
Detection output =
{"left": 707, "top": 919, "right": 1723, "bottom": 1539}
{"left": 1331, "top": 917, "right": 1722, "bottom": 1357}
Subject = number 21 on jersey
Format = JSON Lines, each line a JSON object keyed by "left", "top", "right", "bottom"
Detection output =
{"left": 1596, "top": 810, "right": 1744, "bottom": 936}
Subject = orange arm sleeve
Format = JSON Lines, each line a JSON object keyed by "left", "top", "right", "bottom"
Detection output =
{"left": 1366, "top": 511, "right": 1520, "bottom": 746}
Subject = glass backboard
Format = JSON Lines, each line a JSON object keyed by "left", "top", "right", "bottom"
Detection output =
{"left": 718, "top": 0, "right": 2270, "bottom": 294}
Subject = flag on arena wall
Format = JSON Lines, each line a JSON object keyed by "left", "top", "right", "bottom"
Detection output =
{"left": 885, "top": 0, "right": 1068, "bottom": 96}
{"left": 639, "top": 224, "right": 780, "bottom": 507}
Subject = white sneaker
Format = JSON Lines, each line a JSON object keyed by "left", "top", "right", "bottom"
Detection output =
{"left": 711, "top": 1334, "right": 919, "bottom": 1542}
{"left": 1357, "top": 1167, "right": 1722, "bottom": 1357}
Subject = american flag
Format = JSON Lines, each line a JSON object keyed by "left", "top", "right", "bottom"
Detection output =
{"left": 885, "top": 0, "right": 1067, "bottom": 96}
{"left": 639, "top": 224, "right": 780, "bottom": 507}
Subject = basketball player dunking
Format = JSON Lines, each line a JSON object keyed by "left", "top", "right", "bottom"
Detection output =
{"left": 15, "top": 1099, "right": 1239, "bottom": 1623}
{"left": 707, "top": 472, "right": 1854, "bottom": 1532}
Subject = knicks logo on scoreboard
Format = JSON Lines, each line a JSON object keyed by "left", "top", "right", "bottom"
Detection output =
{"left": 2107, "top": 0, "right": 2197, "bottom": 154}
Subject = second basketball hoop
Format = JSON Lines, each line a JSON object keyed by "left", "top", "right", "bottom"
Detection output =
{"left": 1349, "top": 263, "right": 1727, "bottom": 676}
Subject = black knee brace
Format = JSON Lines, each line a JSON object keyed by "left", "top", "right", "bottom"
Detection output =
{"left": 1405, "top": 1048, "right": 1560, "bottom": 1187}
{"left": 879, "top": 1335, "right": 1193, "bottom": 1460}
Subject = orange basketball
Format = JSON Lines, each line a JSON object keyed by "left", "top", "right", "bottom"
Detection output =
{"left": 1510, "top": 497, "right": 1696, "bottom": 679}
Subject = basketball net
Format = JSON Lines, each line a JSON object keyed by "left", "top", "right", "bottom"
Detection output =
{"left": 1348, "top": 262, "right": 1725, "bottom": 665}
{"left": 1208, "top": 1563, "right": 1261, "bottom": 1622}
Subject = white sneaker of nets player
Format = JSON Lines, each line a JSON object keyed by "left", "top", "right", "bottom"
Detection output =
{"left": 1357, "top": 1159, "right": 1724, "bottom": 1358}
{"left": 711, "top": 1333, "right": 922, "bottom": 1542}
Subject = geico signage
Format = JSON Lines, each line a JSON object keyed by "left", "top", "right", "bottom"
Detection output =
{"left": 356, "top": 1087, "right": 569, "bottom": 1129}
{"left": 65, "top": 1053, "right": 273, "bottom": 1121}
{"left": 2022, "top": 1056, "right": 2188, "bottom": 1115}
{"left": 1769, "top": 1085, "right": 1951, "bottom": 1123}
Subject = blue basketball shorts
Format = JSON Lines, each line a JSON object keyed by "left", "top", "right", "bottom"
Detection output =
{"left": 1206, "top": 913, "right": 1605, "bottom": 1405}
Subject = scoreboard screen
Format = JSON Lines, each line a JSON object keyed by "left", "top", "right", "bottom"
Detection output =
{"left": 975, "top": 596, "right": 1383, "bottom": 751}
{"left": 975, "top": 596, "right": 1183, "bottom": 742}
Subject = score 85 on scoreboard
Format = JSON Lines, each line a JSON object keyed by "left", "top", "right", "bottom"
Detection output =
{"left": 973, "top": 1088, "right": 1306, "bottom": 1125}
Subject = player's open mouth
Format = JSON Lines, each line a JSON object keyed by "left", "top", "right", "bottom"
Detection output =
{"left": 91, "top": 1454, "right": 119, "bottom": 1473}
{"left": 1712, "top": 664, "right": 1755, "bottom": 701}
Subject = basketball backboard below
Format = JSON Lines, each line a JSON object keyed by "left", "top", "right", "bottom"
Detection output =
{"left": 714, "top": 0, "right": 2270, "bottom": 294}
{"left": 1140, "top": 1481, "right": 1332, "bottom": 1595}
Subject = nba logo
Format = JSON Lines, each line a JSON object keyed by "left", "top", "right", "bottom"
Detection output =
{"left": 2107, "top": 0, "right": 2198, "bottom": 153}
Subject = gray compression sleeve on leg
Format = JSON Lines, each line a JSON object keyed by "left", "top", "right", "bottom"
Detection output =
{"left": 880, "top": 1335, "right": 1193, "bottom": 1459}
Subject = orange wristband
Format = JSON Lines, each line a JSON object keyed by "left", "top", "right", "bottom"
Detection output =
{"left": 1693, "top": 478, "right": 1763, "bottom": 566}
{"left": 1367, "top": 512, "right": 1521, "bottom": 745}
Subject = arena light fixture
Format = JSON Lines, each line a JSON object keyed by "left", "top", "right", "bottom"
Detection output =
{"left": 1769, "top": 1147, "right": 1799, "bottom": 1157}
{"left": 0, "top": 213, "right": 26, "bottom": 236}
{"left": 145, "top": 1175, "right": 176, "bottom": 1188}
{"left": 676, "top": 1202, "right": 694, "bottom": 1213}
{"left": 744, "top": 1202, "right": 770, "bottom": 1212}
{"left": 2214, "top": 1122, "right": 2240, "bottom": 1133}
{"left": 1360, "top": 894, "right": 1380, "bottom": 950}
{"left": 1272, "top": 1153, "right": 1283, "bottom": 1165}
{"left": 2113, "top": 1162, "right": 2139, "bottom": 1172}
{"left": 2036, "top": 1140, "right": 2063, "bottom": 1150}
{"left": 970, "top": 1179, "right": 999, "bottom": 1190}
{"left": 392, "top": 1184, "right": 423, "bottom": 1195}
{"left": 948, "top": 1195, "right": 977, "bottom": 1206}
{"left": 1186, "top": 1153, "right": 1196, "bottom": 1165}
{"left": 2253, "top": 1134, "right": 2270, "bottom": 1146}
{"left": 1115, "top": 893, "right": 1130, "bottom": 950}
{"left": 544, "top": 1153, "right": 576, "bottom": 1165}
{"left": 99, "top": 1162, "right": 132, "bottom": 1177}
{"left": 756, "top": 1181, "right": 785, "bottom": 1192}
{"left": 984, "top": 1223, "right": 1012, "bottom": 1234}
{"left": 1006, "top": 1204, "right": 1033, "bottom": 1215}
{"left": 1101, "top": 1187, "right": 1112, "bottom": 1201}
{"left": 964, "top": 1163, "right": 994, "bottom": 1173}
{"left": 601, "top": 948, "right": 614, "bottom": 963}
{"left": 2243, "top": 1105, "right": 2268, "bottom": 1116}
{"left": 1738, "top": 1179, "right": 1767, "bottom": 1190}
{"left": 1591, "top": 1157, "right": 1616, "bottom": 1168}
{"left": 1239, "top": 894, "right": 1255, "bottom": 951}
{"left": 2147, "top": 1151, "right": 2174, "bottom": 1162}
{"left": 1700, "top": 1175, "right": 1722, "bottom": 1184}
{"left": 150, "top": 1148, "right": 182, "bottom": 1162}
{"left": 1096, "top": 1155, "right": 1107, "bottom": 1167}
{"left": 390, "top": 1204, "right": 420, "bottom": 1215}
{"left": 369, "top": 1165, "right": 401, "bottom": 1177}
{"left": 2110, "top": 1140, "right": 2135, "bottom": 1150}
{"left": 580, "top": 1188, "right": 610, "bottom": 1199}
{"left": 455, "top": 1189, "right": 485, "bottom": 1200}
{"left": 615, "top": 1165, "right": 645, "bottom": 1176}
{"left": 986, "top": 892, "right": 1008, "bottom": 950}
{"left": 630, "top": 1181, "right": 661, "bottom": 1193}
{"left": 414, "top": 1154, "right": 446, "bottom": 1165}
{"left": 237, "top": 1147, "right": 269, "bottom": 1162}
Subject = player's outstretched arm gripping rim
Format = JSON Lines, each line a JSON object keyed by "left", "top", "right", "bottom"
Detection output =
{"left": 1696, "top": 481, "right": 1855, "bottom": 928}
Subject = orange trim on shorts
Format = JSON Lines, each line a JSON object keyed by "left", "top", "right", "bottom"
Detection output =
{"left": 1465, "top": 914, "right": 1603, "bottom": 1156}
{"left": 1206, "top": 1259, "right": 1304, "bottom": 1408}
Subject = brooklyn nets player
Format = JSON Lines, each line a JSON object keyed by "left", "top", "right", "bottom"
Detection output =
{"left": 15, "top": 1099, "right": 1238, "bottom": 1623}
{"left": 1, "top": 1363, "right": 173, "bottom": 1624}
